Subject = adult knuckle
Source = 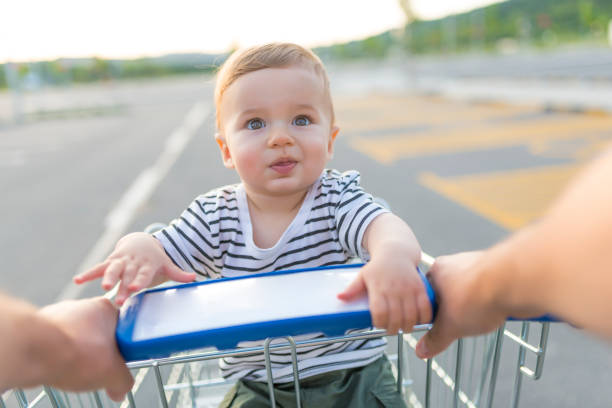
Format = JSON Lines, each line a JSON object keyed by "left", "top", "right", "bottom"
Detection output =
{"left": 405, "top": 315, "right": 416, "bottom": 329}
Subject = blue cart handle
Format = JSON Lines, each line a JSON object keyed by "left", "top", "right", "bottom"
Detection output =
{"left": 417, "top": 262, "right": 559, "bottom": 324}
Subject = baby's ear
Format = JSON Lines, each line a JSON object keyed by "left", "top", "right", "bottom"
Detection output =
{"left": 215, "top": 133, "right": 234, "bottom": 169}
{"left": 327, "top": 126, "right": 340, "bottom": 159}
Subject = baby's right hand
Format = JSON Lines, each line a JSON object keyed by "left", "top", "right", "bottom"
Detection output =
{"left": 74, "top": 232, "right": 196, "bottom": 305}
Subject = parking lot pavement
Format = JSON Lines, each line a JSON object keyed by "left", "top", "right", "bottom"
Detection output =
{"left": 331, "top": 89, "right": 612, "bottom": 408}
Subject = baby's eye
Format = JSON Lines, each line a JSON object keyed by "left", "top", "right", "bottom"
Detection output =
{"left": 293, "top": 116, "right": 311, "bottom": 126}
{"left": 247, "top": 118, "right": 265, "bottom": 130}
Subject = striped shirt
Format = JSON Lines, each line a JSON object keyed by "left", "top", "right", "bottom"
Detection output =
{"left": 154, "top": 169, "right": 390, "bottom": 382}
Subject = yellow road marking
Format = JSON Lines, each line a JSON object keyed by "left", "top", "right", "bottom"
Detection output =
{"left": 350, "top": 115, "right": 612, "bottom": 163}
{"left": 337, "top": 96, "right": 534, "bottom": 133}
{"left": 419, "top": 165, "right": 580, "bottom": 230}
{"left": 336, "top": 93, "right": 611, "bottom": 231}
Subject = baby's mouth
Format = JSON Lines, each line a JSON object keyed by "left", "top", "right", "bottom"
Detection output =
{"left": 270, "top": 159, "right": 297, "bottom": 174}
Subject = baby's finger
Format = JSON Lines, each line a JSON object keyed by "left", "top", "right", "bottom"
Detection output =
{"left": 369, "top": 294, "right": 389, "bottom": 330}
{"left": 337, "top": 272, "right": 366, "bottom": 302}
{"left": 402, "top": 297, "right": 417, "bottom": 333}
{"left": 101, "top": 259, "right": 125, "bottom": 290}
{"left": 129, "top": 265, "right": 155, "bottom": 291}
{"left": 164, "top": 264, "right": 197, "bottom": 283}
{"left": 115, "top": 281, "right": 130, "bottom": 306}
{"left": 115, "top": 263, "right": 138, "bottom": 304}
{"left": 123, "top": 262, "right": 138, "bottom": 285}
{"left": 386, "top": 296, "right": 402, "bottom": 335}
{"left": 417, "top": 291, "right": 433, "bottom": 325}
{"left": 74, "top": 260, "right": 110, "bottom": 284}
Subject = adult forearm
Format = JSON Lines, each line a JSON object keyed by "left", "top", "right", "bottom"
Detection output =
{"left": 475, "top": 146, "right": 612, "bottom": 336}
{"left": 0, "top": 294, "right": 73, "bottom": 391}
{"left": 470, "top": 227, "right": 548, "bottom": 320}
{"left": 415, "top": 145, "right": 612, "bottom": 359}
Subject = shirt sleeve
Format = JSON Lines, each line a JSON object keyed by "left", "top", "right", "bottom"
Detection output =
{"left": 332, "top": 171, "right": 390, "bottom": 261}
{"left": 153, "top": 196, "right": 222, "bottom": 279}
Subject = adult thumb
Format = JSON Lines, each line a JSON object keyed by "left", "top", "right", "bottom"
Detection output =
{"left": 415, "top": 323, "right": 455, "bottom": 360}
{"left": 105, "top": 366, "right": 134, "bottom": 402}
{"left": 337, "top": 272, "right": 367, "bottom": 302}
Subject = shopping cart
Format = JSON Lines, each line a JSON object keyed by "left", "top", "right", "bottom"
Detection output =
{"left": 1, "top": 252, "right": 553, "bottom": 408}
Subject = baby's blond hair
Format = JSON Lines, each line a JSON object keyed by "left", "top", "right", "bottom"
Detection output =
{"left": 214, "top": 43, "right": 334, "bottom": 130}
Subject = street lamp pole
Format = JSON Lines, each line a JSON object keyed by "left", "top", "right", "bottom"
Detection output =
{"left": 397, "top": 0, "right": 417, "bottom": 88}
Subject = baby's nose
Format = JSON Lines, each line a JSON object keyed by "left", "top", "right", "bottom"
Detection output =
{"left": 268, "top": 125, "right": 294, "bottom": 146}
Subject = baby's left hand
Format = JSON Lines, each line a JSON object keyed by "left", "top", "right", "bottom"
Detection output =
{"left": 338, "top": 254, "right": 432, "bottom": 334}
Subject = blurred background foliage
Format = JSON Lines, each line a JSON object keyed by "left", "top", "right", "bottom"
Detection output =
{"left": 317, "top": 0, "right": 612, "bottom": 58}
{"left": 2, "top": 0, "right": 612, "bottom": 89}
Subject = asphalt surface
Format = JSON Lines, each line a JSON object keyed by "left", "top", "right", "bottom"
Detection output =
{"left": 1, "top": 49, "right": 612, "bottom": 407}
{"left": 406, "top": 46, "right": 612, "bottom": 81}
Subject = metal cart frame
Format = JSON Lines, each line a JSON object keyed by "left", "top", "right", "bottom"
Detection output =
{"left": 1, "top": 253, "right": 551, "bottom": 408}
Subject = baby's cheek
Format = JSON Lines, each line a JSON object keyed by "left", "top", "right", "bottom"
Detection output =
{"left": 235, "top": 148, "right": 261, "bottom": 174}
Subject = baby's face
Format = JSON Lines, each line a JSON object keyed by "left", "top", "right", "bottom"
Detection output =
{"left": 216, "top": 65, "right": 338, "bottom": 198}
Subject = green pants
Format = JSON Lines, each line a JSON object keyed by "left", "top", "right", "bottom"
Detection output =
{"left": 219, "top": 355, "right": 407, "bottom": 408}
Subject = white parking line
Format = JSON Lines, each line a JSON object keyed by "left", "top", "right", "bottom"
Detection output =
{"left": 56, "top": 101, "right": 210, "bottom": 301}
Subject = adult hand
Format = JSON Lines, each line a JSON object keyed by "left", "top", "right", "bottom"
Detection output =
{"left": 415, "top": 251, "right": 508, "bottom": 359}
{"left": 38, "top": 297, "right": 134, "bottom": 401}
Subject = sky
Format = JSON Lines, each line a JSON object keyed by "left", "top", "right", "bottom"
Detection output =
{"left": 1, "top": 0, "right": 504, "bottom": 63}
